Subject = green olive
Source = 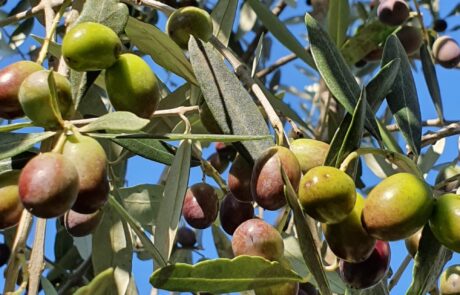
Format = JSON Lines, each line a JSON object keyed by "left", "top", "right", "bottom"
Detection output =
{"left": 290, "top": 138, "right": 329, "bottom": 174}
{"left": 166, "top": 6, "right": 213, "bottom": 49}
{"left": 0, "top": 170, "right": 23, "bottom": 229}
{"left": 105, "top": 53, "right": 161, "bottom": 118}
{"left": 429, "top": 193, "right": 460, "bottom": 253}
{"left": 440, "top": 264, "right": 460, "bottom": 295}
{"left": 362, "top": 173, "right": 433, "bottom": 241}
{"left": 62, "top": 22, "right": 122, "bottom": 72}
{"left": 18, "top": 70, "right": 74, "bottom": 128}
{"left": 298, "top": 166, "right": 356, "bottom": 224}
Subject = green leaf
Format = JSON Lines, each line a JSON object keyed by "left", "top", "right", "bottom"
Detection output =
{"left": 325, "top": 89, "right": 366, "bottom": 169}
{"left": 92, "top": 133, "right": 272, "bottom": 142}
{"left": 406, "top": 226, "right": 452, "bottom": 295}
{"left": 9, "top": 18, "right": 34, "bottom": 49}
{"left": 150, "top": 256, "right": 303, "bottom": 293}
{"left": 31, "top": 35, "right": 61, "bottom": 58}
{"left": 305, "top": 14, "right": 379, "bottom": 139}
{"left": 211, "top": 224, "right": 234, "bottom": 259}
{"left": 189, "top": 39, "right": 273, "bottom": 162}
{"left": 417, "top": 139, "right": 445, "bottom": 174}
{"left": 366, "top": 58, "right": 400, "bottom": 111}
{"left": 0, "top": 151, "right": 36, "bottom": 173}
{"left": 155, "top": 139, "right": 191, "bottom": 260}
{"left": 79, "top": 112, "right": 150, "bottom": 133}
{"left": 0, "top": 122, "right": 32, "bottom": 133}
{"left": 420, "top": 43, "right": 444, "bottom": 120}
{"left": 381, "top": 35, "right": 422, "bottom": 156}
{"left": 247, "top": 0, "right": 314, "bottom": 68}
{"left": 76, "top": 0, "right": 129, "bottom": 34}
{"left": 40, "top": 276, "right": 57, "bottom": 295}
{"left": 341, "top": 20, "right": 397, "bottom": 65}
{"left": 74, "top": 267, "right": 115, "bottom": 295}
{"left": 211, "top": 0, "right": 238, "bottom": 47}
{"left": 119, "top": 184, "right": 164, "bottom": 226}
{"left": 0, "top": 132, "right": 55, "bottom": 161}
{"left": 281, "top": 168, "right": 332, "bottom": 295}
{"left": 327, "top": 0, "right": 350, "bottom": 47}
{"left": 125, "top": 17, "right": 198, "bottom": 85}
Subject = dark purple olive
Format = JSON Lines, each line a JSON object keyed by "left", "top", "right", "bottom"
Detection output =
{"left": 433, "top": 36, "right": 460, "bottom": 69}
{"left": 228, "top": 154, "right": 253, "bottom": 203}
{"left": 176, "top": 226, "right": 197, "bottom": 248}
{"left": 433, "top": 19, "right": 448, "bottom": 33}
{"left": 182, "top": 183, "right": 219, "bottom": 229}
{"left": 339, "top": 240, "right": 391, "bottom": 289}
{"left": 0, "top": 243, "right": 10, "bottom": 267}
{"left": 207, "top": 152, "right": 229, "bottom": 174}
{"left": 215, "top": 142, "right": 237, "bottom": 161}
{"left": 377, "top": 0, "right": 410, "bottom": 26}
{"left": 396, "top": 26, "right": 423, "bottom": 56}
{"left": 219, "top": 193, "right": 254, "bottom": 235}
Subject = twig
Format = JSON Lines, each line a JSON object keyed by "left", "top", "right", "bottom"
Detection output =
{"left": 389, "top": 254, "right": 412, "bottom": 290}
{"left": 121, "top": 0, "right": 174, "bottom": 16}
{"left": 421, "top": 121, "right": 460, "bottom": 147}
{"left": 57, "top": 257, "right": 92, "bottom": 295}
{"left": 27, "top": 218, "right": 47, "bottom": 295}
{"left": 0, "top": 0, "right": 64, "bottom": 27}
{"left": 412, "top": 0, "right": 430, "bottom": 44}
{"left": 386, "top": 118, "right": 458, "bottom": 132}
{"left": 256, "top": 50, "right": 299, "bottom": 79}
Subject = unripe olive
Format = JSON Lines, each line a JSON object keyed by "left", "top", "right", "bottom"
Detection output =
{"left": 231, "top": 218, "right": 284, "bottom": 261}
{"left": 176, "top": 226, "right": 197, "bottom": 248}
{"left": 18, "top": 70, "right": 73, "bottom": 128}
{"left": 0, "top": 170, "right": 23, "bottom": 229}
{"left": 166, "top": 6, "right": 213, "bottom": 49}
{"left": 62, "top": 209, "right": 103, "bottom": 237}
{"left": 0, "top": 61, "right": 43, "bottom": 119}
{"left": 290, "top": 139, "right": 329, "bottom": 174}
{"left": 396, "top": 26, "right": 423, "bottom": 56}
{"left": 433, "top": 36, "right": 460, "bottom": 69}
{"left": 440, "top": 264, "right": 460, "bottom": 295}
{"left": 62, "top": 22, "right": 122, "bottom": 72}
{"left": 62, "top": 133, "right": 109, "bottom": 213}
{"left": 254, "top": 282, "right": 299, "bottom": 295}
{"left": 251, "top": 146, "right": 301, "bottom": 211}
{"left": 0, "top": 243, "right": 10, "bottom": 267}
{"left": 228, "top": 154, "right": 253, "bottom": 203}
{"left": 19, "top": 152, "right": 79, "bottom": 218}
{"left": 377, "top": 0, "right": 410, "bottom": 26}
{"left": 105, "top": 53, "right": 161, "bottom": 119}
{"left": 435, "top": 165, "right": 460, "bottom": 193}
{"left": 183, "top": 183, "right": 219, "bottom": 229}
{"left": 362, "top": 173, "right": 433, "bottom": 241}
{"left": 339, "top": 240, "right": 391, "bottom": 289}
{"left": 323, "top": 194, "right": 376, "bottom": 262}
{"left": 298, "top": 166, "right": 356, "bottom": 224}
{"left": 219, "top": 193, "right": 254, "bottom": 235}
{"left": 429, "top": 193, "right": 460, "bottom": 253}
{"left": 404, "top": 228, "right": 422, "bottom": 258}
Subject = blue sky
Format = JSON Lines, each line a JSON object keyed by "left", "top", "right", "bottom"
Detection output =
{"left": 1, "top": 0, "right": 460, "bottom": 294}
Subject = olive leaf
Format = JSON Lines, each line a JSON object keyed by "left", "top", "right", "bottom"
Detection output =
{"left": 0, "top": 132, "right": 55, "bottom": 161}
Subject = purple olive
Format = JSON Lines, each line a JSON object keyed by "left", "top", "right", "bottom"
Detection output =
{"left": 182, "top": 183, "right": 219, "bottom": 229}
{"left": 219, "top": 193, "right": 254, "bottom": 235}
{"left": 377, "top": 0, "right": 410, "bottom": 26}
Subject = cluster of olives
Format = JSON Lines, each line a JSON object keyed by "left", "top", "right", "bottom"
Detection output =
{"left": 0, "top": 132, "right": 108, "bottom": 237}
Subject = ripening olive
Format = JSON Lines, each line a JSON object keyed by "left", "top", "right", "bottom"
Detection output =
{"left": 251, "top": 146, "right": 301, "bottom": 210}
{"left": 339, "top": 240, "right": 391, "bottom": 289}
{"left": 18, "top": 70, "right": 73, "bottom": 128}
{"left": 362, "top": 173, "right": 433, "bottom": 241}
{"left": 440, "top": 264, "right": 460, "bottom": 295}
{"left": 182, "top": 183, "right": 219, "bottom": 229}
{"left": 105, "top": 53, "right": 161, "bottom": 119}
{"left": 377, "top": 0, "right": 410, "bottom": 26}
{"left": 166, "top": 6, "right": 213, "bottom": 49}
{"left": 62, "top": 209, "right": 103, "bottom": 237}
{"left": 323, "top": 194, "right": 376, "bottom": 262}
{"left": 19, "top": 152, "right": 79, "bottom": 218}
{"left": 231, "top": 218, "right": 284, "bottom": 261}
{"left": 433, "top": 36, "right": 460, "bottom": 69}
{"left": 429, "top": 193, "right": 460, "bottom": 253}
{"left": 396, "top": 26, "right": 423, "bottom": 56}
{"left": 298, "top": 166, "right": 356, "bottom": 224}
{"left": 0, "top": 170, "right": 23, "bottom": 229}
{"left": 404, "top": 228, "right": 422, "bottom": 258}
{"left": 228, "top": 154, "right": 253, "bottom": 203}
{"left": 0, "top": 61, "right": 43, "bottom": 119}
{"left": 62, "top": 22, "right": 122, "bottom": 72}
{"left": 290, "top": 139, "right": 329, "bottom": 174}
{"left": 62, "top": 133, "right": 109, "bottom": 214}
{"left": 219, "top": 193, "right": 254, "bottom": 235}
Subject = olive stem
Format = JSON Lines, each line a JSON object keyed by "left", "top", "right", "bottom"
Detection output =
{"left": 28, "top": 218, "right": 47, "bottom": 295}
{"left": 411, "top": 0, "right": 430, "bottom": 45}
{"left": 108, "top": 194, "right": 168, "bottom": 267}
{"left": 421, "top": 121, "right": 460, "bottom": 148}
{"left": 50, "top": 131, "right": 67, "bottom": 153}
{"left": 3, "top": 211, "right": 34, "bottom": 293}
{"left": 0, "top": 0, "right": 64, "bottom": 27}
{"left": 57, "top": 257, "right": 92, "bottom": 295}
{"left": 339, "top": 148, "right": 422, "bottom": 178}
{"left": 388, "top": 254, "right": 412, "bottom": 290}
{"left": 434, "top": 172, "right": 460, "bottom": 190}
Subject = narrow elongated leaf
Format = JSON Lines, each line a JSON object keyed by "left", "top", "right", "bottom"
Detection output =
{"left": 125, "top": 17, "right": 198, "bottom": 85}
{"left": 150, "top": 256, "right": 303, "bottom": 293}
{"left": 119, "top": 184, "right": 164, "bottom": 225}
{"left": 327, "top": 0, "right": 350, "bottom": 47}
{"left": 74, "top": 267, "right": 115, "bottom": 295}
{"left": 417, "top": 139, "right": 445, "bottom": 174}
{"left": 93, "top": 133, "right": 272, "bottom": 142}
{"left": 31, "top": 35, "right": 61, "bottom": 57}
{"left": 0, "top": 151, "right": 36, "bottom": 173}
{"left": 0, "top": 122, "right": 32, "bottom": 133}
{"left": 281, "top": 168, "right": 332, "bottom": 295}
{"left": 406, "top": 226, "right": 452, "bottom": 295}
{"left": 420, "top": 44, "right": 444, "bottom": 120}
{"left": 0, "top": 132, "right": 55, "bottom": 160}
{"left": 211, "top": 0, "right": 237, "bottom": 46}
{"left": 366, "top": 58, "right": 400, "bottom": 111}
{"left": 305, "top": 14, "right": 379, "bottom": 139}
{"left": 9, "top": 18, "right": 34, "bottom": 49}
{"left": 211, "top": 224, "right": 234, "bottom": 259}
{"left": 155, "top": 139, "right": 191, "bottom": 260}
{"left": 79, "top": 112, "right": 149, "bottom": 133}
{"left": 247, "top": 0, "right": 314, "bottom": 68}
{"left": 189, "top": 39, "right": 273, "bottom": 162}
{"left": 381, "top": 35, "right": 422, "bottom": 156}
